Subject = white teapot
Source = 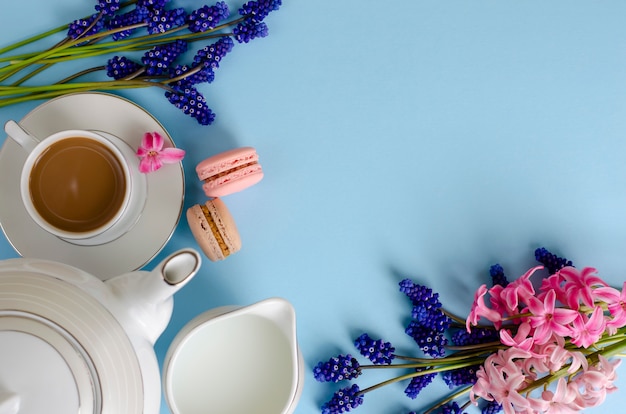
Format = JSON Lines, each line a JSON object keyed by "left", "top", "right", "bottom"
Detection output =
{"left": 0, "top": 249, "right": 201, "bottom": 414}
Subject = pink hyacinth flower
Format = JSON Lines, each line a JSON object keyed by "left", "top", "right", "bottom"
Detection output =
{"left": 499, "top": 321, "right": 537, "bottom": 353}
{"left": 570, "top": 306, "right": 606, "bottom": 348}
{"left": 136, "top": 132, "right": 185, "bottom": 173}
{"left": 532, "top": 377, "right": 579, "bottom": 413}
{"left": 595, "top": 282, "right": 626, "bottom": 333}
{"left": 538, "top": 272, "right": 568, "bottom": 305}
{"left": 573, "top": 355, "right": 621, "bottom": 409}
{"left": 527, "top": 289, "right": 578, "bottom": 344}
{"left": 466, "top": 284, "right": 502, "bottom": 331}
{"left": 500, "top": 266, "right": 541, "bottom": 312}
{"left": 558, "top": 266, "right": 607, "bottom": 310}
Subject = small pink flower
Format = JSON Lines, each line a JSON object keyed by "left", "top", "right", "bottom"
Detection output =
{"left": 570, "top": 306, "right": 606, "bottom": 348}
{"left": 539, "top": 272, "right": 568, "bottom": 305}
{"left": 466, "top": 284, "right": 502, "bottom": 331}
{"left": 572, "top": 355, "right": 621, "bottom": 408}
{"left": 532, "top": 378, "right": 579, "bottom": 413}
{"left": 558, "top": 266, "right": 607, "bottom": 310}
{"left": 595, "top": 282, "right": 626, "bottom": 333}
{"left": 500, "top": 266, "right": 541, "bottom": 312}
{"left": 499, "top": 322, "right": 536, "bottom": 353}
{"left": 136, "top": 131, "right": 185, "bottom": 173}
{"left": 471, "top": 347, "right": 534, "bottom": 413}
{"left": 527, "top": 289, "right": 578, "bottom": 344}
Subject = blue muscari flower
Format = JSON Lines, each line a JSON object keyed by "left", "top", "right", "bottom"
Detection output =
{"left": 105, "top": 6, "right": 150, "bottom": 40}
{"left": 142, "top": 39, "right": 188, "bottom": 76}
{"left": 233, "top": 21, "right": 268, "bottom": 43}
{"left": 399, "top": 279, "right": 442, "bottom": 310}
{"left": 489, "top": 264, "right": 508, "bottom": 287}
{"left": 147, "top": 7, "right": 186, "bottom": 34}
{"left": 405, "top": 321, "right": 447, "bottom": 358}
{"left": 239, "top": 0, "right": 282, "bottom": 23}
{"left": 169, "top": 64, "right": 215, "bottom": 87}
{"left": 411, "top": 304, "right": 451, "bottom": 332}
{"left": 534, "top": 247, "right": 573, "bottom": 275}
{"left": 354, "top": 333, "right": 395, "bottom": 365}
{"left": 441, "top": 402, "right": 467, "bottom": 414}
{"left": 450, "top": 327, "right": 499, "bottom": 346}
{"left": 481, "top": 401, "right": 502, "bottom": 414}
{"left": 105, "top": 56, "right": 142, "bottom": 79}
{"left": 187, "top": 2, "right": 230, "bottom": 33}
{"left": 95, "top": 0, "right": 120, "bottom": 16}
{"left": 137, "top": 0, "right": 169, "bottom": 9}
{"left": 168, "top": 37, "right": 234, "bottom": 88}
{"left": 313, "top": 354, "right": 361, "bottom": 383}
{"left": 404, "top": 368, "right": 436, "bottom": 399}
{"left": 165, "top": 86, "right": 215, "bottom": 125}
{"left": 441, "top": 365, "right": 479, "bottom": 388}
{"left": 321, "top": 384, "right": 363, "bottom": 414}
{"left": 67, "top": 14, "right": 104, "bottom": 39}
{"left": 193, "top": 37, "right": 235, "bottom": 70}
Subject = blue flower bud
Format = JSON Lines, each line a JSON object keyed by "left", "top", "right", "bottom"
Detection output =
{"left": 233, "top": 21, "right": 268, "bottom": 43}
{"left": 165, "top": 86, "right": 215, "bottom": 125}
{"left": 105, "top": 56, "right": 142, "bottom": 79}
{"left": 187, "top": 2, "right": 230, "bottom": 33}
{"left": 321, "top": 384, "right": 363, "bottom": 414}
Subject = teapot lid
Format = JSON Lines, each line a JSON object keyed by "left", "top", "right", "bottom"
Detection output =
{"left": 0, "top": 270, "right": 144, "bottom": 413}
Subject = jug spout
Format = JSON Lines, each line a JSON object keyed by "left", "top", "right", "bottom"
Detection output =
{"left": 250, "top": 298, "right": 297, "bottom": 340}
{"left": 105, "top": 248, "right": 202, "bottom": 345}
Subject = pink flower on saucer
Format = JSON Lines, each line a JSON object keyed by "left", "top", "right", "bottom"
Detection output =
{"left": 137, "top": 132, "right": 185, "bottom": 173}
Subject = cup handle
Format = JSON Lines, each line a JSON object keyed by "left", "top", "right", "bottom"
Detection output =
{"left": 4, "top": 120, "right": 39, "bottom": 153}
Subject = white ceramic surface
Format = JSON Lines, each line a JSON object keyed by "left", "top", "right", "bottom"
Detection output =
{"left": 163, "top": 298, "right": 304, "bottom": 414}
{"left": 0, "top": 92, "right": 184, "bottom": 280}
{"left": 0, "top": 248, "right": 202, "bottom": 414}
{"left": 0, "top": 270, "right": 143, "bottom": 414}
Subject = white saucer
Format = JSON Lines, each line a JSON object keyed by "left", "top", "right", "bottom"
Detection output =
{"left": 0, "top": 92, "right": 185, "bottom": 280}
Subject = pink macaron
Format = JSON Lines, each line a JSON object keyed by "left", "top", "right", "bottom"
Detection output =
{"left": 186, "top": 198, "right": 242, "bottom": 262}
{"left": 196, "top": 147, "right": 263, "bottom": 198}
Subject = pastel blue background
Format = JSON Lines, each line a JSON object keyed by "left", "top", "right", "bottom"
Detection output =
{"left": 1, "top": 1, "right": 626, "bottom": 413}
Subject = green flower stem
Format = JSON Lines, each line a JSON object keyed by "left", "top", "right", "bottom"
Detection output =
{"left": 0, "top": 79, "right": 152, "bottom": 94}
{"left": 0, "top": 25, "right": 68, "bottom": 57}
{"left": 28, "top": 32, "right": 228, "bottom": 65}
{"left": 0, "top": 79, "right": 168, "bottom": 107}
{"left": 0, "top": 16, "right": 245, "bottom": 65}
{"left": 442, "top": 309, "right": 468, "bottom": 325}
{"left": 356, "top": 356, "right": 486, "bottom": 396}
{"left": 423, "top": 386, "right": 473, "bottom": 414}
{"left": 54, "top": 66, "right": 106, "bottom": 84}
{"left": 0, "top": 0, "right": 138, "bottom": 57}
{"left": 10, "top": 64, "right": 53, "bottom": 86}
{"left": 394, "top": 345, "right": 503, "bottom": 364}
{"left": 0, "top": 14, "right": 246, "bottom": 91}
{"left": 446, "top": 340, "right": 503, "bottom": 352}
{"left": 0, "top": 26, "right": 139, "bottom": 82}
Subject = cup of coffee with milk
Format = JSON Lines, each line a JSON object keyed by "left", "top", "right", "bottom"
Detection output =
{"left": 4, "top": 120, "right": 147, "bottom": 245}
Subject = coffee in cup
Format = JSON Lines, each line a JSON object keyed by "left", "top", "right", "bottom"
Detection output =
{"left": 28, "top": 136, "right": 127, "bottom": 233}
{"left": 5, "top": 120, "right": 147, "bottom": 245}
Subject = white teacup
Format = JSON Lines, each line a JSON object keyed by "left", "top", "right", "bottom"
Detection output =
{"left": 4, "top": 120, "right": 147, "bottom": 246}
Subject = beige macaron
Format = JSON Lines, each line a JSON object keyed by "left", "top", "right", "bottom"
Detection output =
{"left": 186, "top": 198, "right": 241, "bottom": 261}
